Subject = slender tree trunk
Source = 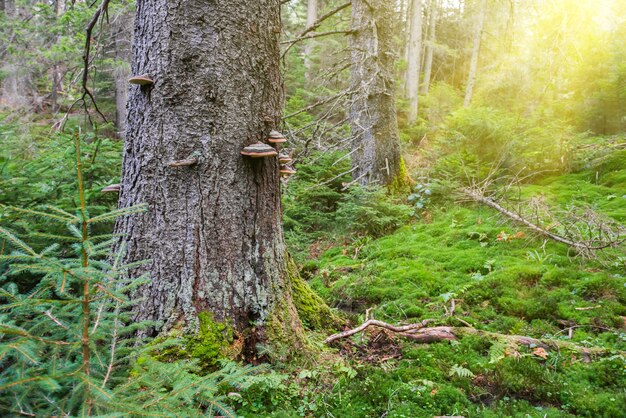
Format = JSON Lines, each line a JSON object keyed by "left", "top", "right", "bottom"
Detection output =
{"left": 405, "top": 0, "right": 423, "bottom": 124}
{"left": 350, "top": 0, "right": 406, "bottom": 188}
{"left": 116, "top": 0, "right": 303, "bottom": 352}
{"left": 113, "top": 7, "right": 133, "bottom": 135}
{"left": 420, "top": 0, "right": 437, "bottom": 95}
{"left": 504, "top": 0, "right": 515, "bottom": 52}
{"left": 303, "top": 0, "right": 317, "bottom": 82}
{"left": 463, "top": 0, "right": 486, "bottom": 107}
{"left": 51, "top": 0, "right": 65, "bottom": 113}
{"left": 3, "top": 0, "right": 14, "bottom": 15}
{"left": 1, "top": 0, "right": 30, "bottom": 110}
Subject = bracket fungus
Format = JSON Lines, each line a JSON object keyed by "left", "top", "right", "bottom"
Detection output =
{"left": 241, "top": 142, "right": 278, "bottom": 158}
{"left": 267, "top": 130, "right": 287, "bottom": 144}
{"left": 101, "top": 183, "right": 121, "bottom": 193}
{"left": 128, "top": 74, "right": 154, "bottom": 86}
{"left": 279, "top": 164, "right": 297, "bottom": 176}
{"left": 168, "top": 157, "right": 199, "bottom": 168}
{"left": 278, "top": 153, "right": 292, "bottom": 164}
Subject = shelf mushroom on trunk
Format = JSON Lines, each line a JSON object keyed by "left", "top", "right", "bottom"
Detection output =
{"left": 240, "top": 142, "right": 278, "bottom": 158}
{"left": 267, "top": 130, "right": 287, "bottom": 144}
{"left": 279, "top": 164, "right": 296, "bottom": 177}
{"left": 278, "top": 152, "right": 292, "bottom": 164}
{"left": 101, "top": 183, "right": 121, "bottom": 193}
{"left": 128, "top": 74, "right": 154, "bottom": 86}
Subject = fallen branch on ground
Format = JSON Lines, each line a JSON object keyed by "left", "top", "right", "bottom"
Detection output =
{"left": 462, "top": 187, "right": 626, "bottom": 257}
{"left": 325, "top": 319, "right": 622, "bottom": 359}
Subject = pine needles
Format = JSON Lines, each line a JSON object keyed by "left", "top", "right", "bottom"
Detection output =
{"left": 0, "top": 133, "right": 264, "bottom": 417}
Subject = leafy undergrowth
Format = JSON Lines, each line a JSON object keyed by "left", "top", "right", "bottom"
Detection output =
{"left": 245, "top": 156, "right": 626, "bottom": 417}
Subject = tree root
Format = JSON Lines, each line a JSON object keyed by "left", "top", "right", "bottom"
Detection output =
{"left": 325, "top": 319, "right": 623, "bottom": 360}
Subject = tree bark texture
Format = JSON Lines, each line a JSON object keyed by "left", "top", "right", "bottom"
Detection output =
{"left": 463, "top": 0, "right": 486, "bottom": 107}
{"left": 420, "top": 0, "right": 437, "bottom": 95}
{"left": 350, "top": 0, "right": 404, "bottom": 187}
{"left": 405, "top": 0, "right": 423, "bottom": 123}
{"left": 116, "top": 0, "right": 301, "bottom": 345}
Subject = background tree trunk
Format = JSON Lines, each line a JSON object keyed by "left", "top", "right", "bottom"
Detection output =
{"left": 116, "top": 0, "right": 303, "bottom": 352}
{"left": 1, "top": 0, "right": 30, "bottom": 110}
{"left": 405, "top": 0, "right": 423, "bottom": 124}
{"left": 420, "top": 0, "right": 437, "bottom": 95}
{"left": 113, "top": 6, "right": 133, "bottom": 135}
{"left": 303, "top": 0, "right": 318, "bottom": 82}
{"left": 50, "top": 0, "right": 65, "bottom": 113}
{"left": 464, "top": 0, "right": 486, "bottom": 107}
{"left": 350, "top": 0, "right": 405, "bottom": 188}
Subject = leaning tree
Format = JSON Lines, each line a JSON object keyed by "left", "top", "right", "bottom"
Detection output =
{"left": 115, "top": 0, "right": 305, "bottom": 356}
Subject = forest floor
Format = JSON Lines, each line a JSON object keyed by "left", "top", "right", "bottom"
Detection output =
{"left": 255, "top": 147, "right": 626, "bottom": 417}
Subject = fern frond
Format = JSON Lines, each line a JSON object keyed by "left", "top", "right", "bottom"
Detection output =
{"left": 449, "top": 364, "right": 475, "bottom": 378}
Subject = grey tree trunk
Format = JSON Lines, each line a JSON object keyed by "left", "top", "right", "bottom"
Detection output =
{"left": 504, "top": 0, "right": 515, "bottom": 51}
{"left": 405, "top": 0, "right": 423, "bottom": 124}
{"left": 464, "top": 0, "right": 487, "bottom": 107}
{"left": 113, "top": 7, "right": 133, "bottom": 135}
{"left": 350, "top": 0, "right": 405, "bottom": 188}
{"left": 51, "top": 0, "right": 65, "bottom": 113}
{"left": 1, "top": 0, "right": 30, "bottom": 110}
{"left": 420, "top": 0, "right": 437, "bottom": 95}
{"left": 115, "top": 0, "right": 303, "bottom": 352}
{"left": 303, "top": 0, "right": 317, "bottom": 82}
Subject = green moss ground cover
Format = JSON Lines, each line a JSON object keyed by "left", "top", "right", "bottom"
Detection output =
{"left": 245, "top": 152, "right": 626, "bottom": 417}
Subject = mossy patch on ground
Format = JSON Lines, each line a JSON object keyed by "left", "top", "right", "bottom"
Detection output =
{"left": 272, "top": 159, "right": 626, "bottom": 417}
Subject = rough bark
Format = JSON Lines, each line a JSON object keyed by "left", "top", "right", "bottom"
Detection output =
{"left": 303, "top": 0, "right": 317, "bottom": 82}
{"left": 116, "top": 0, "right": 303, "bottom": 351}
{"left": 350, "top": 0, "right": 405, "bottom": 188}
{"left": 420, "top": 0, "right": 437, "bottom": 95}
{"left": 463, "top": 0, "right": 486, "bottom": 107}
{"left": 405, "top": 0, "right": 423, "bottom": 123}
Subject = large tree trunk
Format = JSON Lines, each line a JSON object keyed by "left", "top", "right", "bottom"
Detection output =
{"left": 420, "top": 0, "right": 437, "bottom": 95}
{"left": 116, "top": 0, "right": 303, "bottom": 352}
{"left": 405, "top": 0, "right": 423, "bottom": 124}
{"left": 463, "top": 0, "right": 486, "bottom": 107}
{"left": 303, "top": 0, "right": 317, "bottom": 82}
{"left": 350, "top": 0, "right": 406, "bottom": 188}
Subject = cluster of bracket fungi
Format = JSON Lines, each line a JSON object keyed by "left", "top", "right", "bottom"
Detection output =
{"left": 240, "top": 130, "right": 296, "bottom": 178}
{"left": 101, "top": 76, "right": 296, "bottom": 194}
